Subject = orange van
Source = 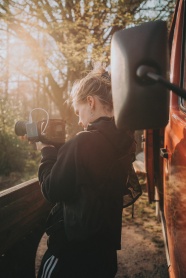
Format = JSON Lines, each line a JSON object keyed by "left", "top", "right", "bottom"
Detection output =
{"left": 111, "top": 0, "right": 186, "bottom": 277}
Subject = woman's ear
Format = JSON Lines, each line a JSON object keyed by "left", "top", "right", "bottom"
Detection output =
{"left": 87, "top": 95, "right": 95, "bottom": 109}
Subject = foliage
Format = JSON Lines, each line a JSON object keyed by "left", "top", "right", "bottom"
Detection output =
{"left": 0, "top": 94, "right": 39, "bottom": 177}
{"left": 0, "top": 0, "right": 176, "bottom": 181}
{"left": 0, "top": 132, "right": 33, "bottom": 175}
{"left": 0, "top": 0, "right": 176, "bottom": 122}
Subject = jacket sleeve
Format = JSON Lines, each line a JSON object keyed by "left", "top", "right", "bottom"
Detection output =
{"left": 38, "top": 138, "right": 78, "bottom": 203}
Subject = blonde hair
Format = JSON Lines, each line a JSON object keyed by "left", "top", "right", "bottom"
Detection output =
{"left": 70, "top": 66, "right": 113, "bottom": 112}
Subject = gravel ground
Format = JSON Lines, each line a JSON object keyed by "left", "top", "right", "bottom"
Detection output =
{"left": 116, "top": 188, "right": 169, "bottom": 278}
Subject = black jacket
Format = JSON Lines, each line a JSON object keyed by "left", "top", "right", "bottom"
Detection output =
{"left": 38, "top": 117, "right": 135, "bottom": 251}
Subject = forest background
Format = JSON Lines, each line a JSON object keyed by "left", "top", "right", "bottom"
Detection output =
{"left": 0, "top": 0, "right": 176, "bottom": 189}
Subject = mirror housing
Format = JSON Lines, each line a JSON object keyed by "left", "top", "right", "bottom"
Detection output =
{"left": 111, "top": 20, "right": 169, "bottom": 130}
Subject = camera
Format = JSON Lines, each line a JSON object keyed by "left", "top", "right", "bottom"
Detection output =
{"left": 15, "top": 109, "right": 66, "bottom": 146}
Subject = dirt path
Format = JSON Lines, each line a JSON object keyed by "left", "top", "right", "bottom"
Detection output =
{"left": 36, "top": 187, "right": 169, "bottom": 278}
{"left": 116, "top": 189, "right": 169, "bottom": 278}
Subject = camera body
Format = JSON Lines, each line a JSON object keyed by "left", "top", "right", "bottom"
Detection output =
{"left": 15, "top": 119, "right": 66, "bottom": 146}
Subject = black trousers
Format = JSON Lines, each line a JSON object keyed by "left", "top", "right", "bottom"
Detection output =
{"left": 37, "top": 247, "right": 117, "bottom": 278}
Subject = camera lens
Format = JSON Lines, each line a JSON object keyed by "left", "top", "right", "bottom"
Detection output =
{"left": 15, "top": 121, "right": 27, "bottom": 136}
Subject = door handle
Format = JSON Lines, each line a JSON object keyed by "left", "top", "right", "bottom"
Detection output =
{"left": 160, "top": 148, "right": 168, "bottom": 159}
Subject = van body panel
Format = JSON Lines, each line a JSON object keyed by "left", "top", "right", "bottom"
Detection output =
{"left": 164, "top": 0, "right": 186, "bottom": 276}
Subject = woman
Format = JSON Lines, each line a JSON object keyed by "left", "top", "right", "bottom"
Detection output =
{"left": 37, "top": 67, "right": 135, "bottom": 278}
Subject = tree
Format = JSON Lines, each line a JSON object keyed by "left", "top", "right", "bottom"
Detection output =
{"left": 0, "top": 0, "right": 176, "bottom": 128}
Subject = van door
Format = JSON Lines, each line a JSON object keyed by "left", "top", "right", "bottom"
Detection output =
{"left": 144, "top": 129, "right": 164, "bottom": 209}
{"left": 163, "top": 0, "right": 186, "bottom": 277}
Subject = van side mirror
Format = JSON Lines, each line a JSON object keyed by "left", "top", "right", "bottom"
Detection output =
{"left": 111, "top": 20, "right": 169, "bottom": 130}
